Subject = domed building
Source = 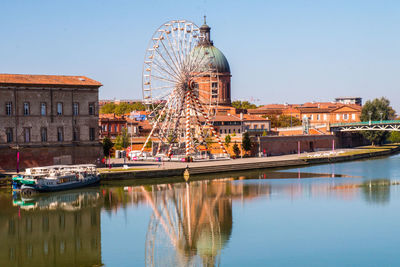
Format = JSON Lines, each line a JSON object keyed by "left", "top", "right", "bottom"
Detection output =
{"left": 193, "top": 19, "right": 232, "bottom": 106}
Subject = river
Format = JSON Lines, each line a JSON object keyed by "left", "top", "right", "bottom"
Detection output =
{"left": 2, "top": 154, "right": 400, "bottom": 266}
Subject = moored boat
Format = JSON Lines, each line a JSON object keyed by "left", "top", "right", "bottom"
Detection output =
{"left": 13, "top": 165, "right": 100, "bottom": 195}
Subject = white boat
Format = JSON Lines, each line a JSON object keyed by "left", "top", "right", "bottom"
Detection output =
{"left": 16, "top": 164, "right": 100, "bottom": 195}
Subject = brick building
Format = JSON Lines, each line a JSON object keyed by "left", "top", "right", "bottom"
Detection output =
{"left": 249, "top": 101, "right": 362, "bottom": 126}
{"left": 0, "top": 74, "right": 103, "bottom": 171}
{"left": 192, "top": 20, "right": 231, "bottom": 106}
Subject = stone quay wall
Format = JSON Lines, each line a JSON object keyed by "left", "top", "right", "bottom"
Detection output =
{"left": 252, "top": 135, "right": 337, "bottom": 156}
{"left": 0, "top": 144, "right": 103, "bottom": 171}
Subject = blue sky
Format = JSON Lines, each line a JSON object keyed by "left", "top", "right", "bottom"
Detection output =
{"left": 1, "top": 0, "right": 400, "bottom": 110}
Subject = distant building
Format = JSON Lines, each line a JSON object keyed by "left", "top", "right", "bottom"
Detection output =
{"left": 249, "top": 101, "right": 362, "bottom": 126}
{"left": 0, "top": 74, "right": 103, "bottom": 170}
{"left": 335, "top": 97, "right": 362, "bottom": 106}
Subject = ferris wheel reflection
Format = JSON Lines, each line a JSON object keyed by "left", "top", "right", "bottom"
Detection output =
{"left": 141, "top": 180, "right": 233, "bottom": 267}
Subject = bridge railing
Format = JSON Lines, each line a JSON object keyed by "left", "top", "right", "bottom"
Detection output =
{"left": 331, "top": 120, "right": 400, "bottom": 127}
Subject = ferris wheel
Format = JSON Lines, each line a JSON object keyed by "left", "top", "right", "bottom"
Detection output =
{"left": 141, "top": 19, "right": 228, "bottom": 158}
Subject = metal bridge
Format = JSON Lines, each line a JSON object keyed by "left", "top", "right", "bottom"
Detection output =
{"left": 330, "top": 120, "right": 400, "bottom": 132}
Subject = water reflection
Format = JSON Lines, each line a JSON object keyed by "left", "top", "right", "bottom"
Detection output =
{"left": 1, "top": 170, "right": 400, "bottom": 266}
{"left": 0, "top": 189, "right": 102, "bottom": 267}
{"left": 361, "top": 179, "right": 391, "bottom": 205}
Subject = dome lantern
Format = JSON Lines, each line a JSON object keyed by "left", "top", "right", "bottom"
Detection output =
{"left": 199, "top": 15, "right": 213, "bottom": 46}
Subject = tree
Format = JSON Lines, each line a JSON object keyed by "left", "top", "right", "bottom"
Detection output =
{"left": 102, "top": 136, "right": 113, "bottom": 156}
{"left": 145, "top": 139, "right": 153, "bottom": 149}
{"left": 233, "top": 142, "right": 240, "bottom": 157}
{"left": 242, "top": 132, "right": 252, "bottom": 153}
{"left": 100, "top": 103, "right": 117, "bottom": 114}
{"left": 267, "top": 114, "right": 301, "bottom": 128}
{"left": 224, "top": 134, "right": 231, "bottom": 148}
{"left": 361, "top": 97, "right": 396, "bottom": 145}
{"left": 115, "top": 128, "right": 130, "bottom": 150}
{"left": 262, "top": 130, "right": 267, "bottom": 136}
{"left": 231, "top": 100, "right": 257, "bottom": 110}
{"left": 389, "top": 132, "right": 400, "bottom": 143}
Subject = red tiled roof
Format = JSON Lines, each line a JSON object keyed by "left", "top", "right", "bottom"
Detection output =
{"left": 0, "top": 74, "right": 102, "bottom": 87}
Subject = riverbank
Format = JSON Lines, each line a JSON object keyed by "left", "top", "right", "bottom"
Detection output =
{"left": 99, "top": 144, "right": 400, "bottom": 180}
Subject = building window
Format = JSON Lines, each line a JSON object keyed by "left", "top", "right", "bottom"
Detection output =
{"left": 261, "top": 125, "right": 264, "bottom": 129}
{"left": 57, "top": 127, "right": 64, "bottom": 142}
{"left": 73, "top": 102, "right": 79, "bottom": 116}
{"left": 89, "top": 103, "right": 95, "bottom": 115}
{"left": 6, "top": 102, "right": 12, "bottom": 116}
{"left": 343, "top": 114, "right": 348, "bottom": 120}
{"left": 228, "top": 129, "right": 231, "bottom": 133}
{"left": 310, "top": 115, "right": 313, "bottom": 120}
{"left": 211, "top": 82, "right": 218, "bottom": 98}
{"left": 6, "top": 128, "right": 13, "bottom": 143}
{"left": 227, "top": 82, "right": 230, "bottom": 99}
{"left": 323, "top": 114, "right": 327, "bottom": 121}
{"left": 317, "top": 114, "right": 320, "bottom": 121}
{"left": 114, "top": 125, "right": 117, "bottom": 132}
{"left": 41, "top": 127, "right": 47, "bottom": 142}
{"left": 352, "top": 114, "right": 356, "bottom": 120}
{"left": 23, "top": 102, "right": 30, "bottom": 116}
{"left": 108, "top": 125, "right": 111, "bottom": 132}
{"left": 220, "top": 129, "right": 222, "bottom": 134}
{"left": 24, "top": 128, "right": 31, "bottom": 143}
{"left": 57, "top": 102, "right": 63, "bottom": 115}
{"left": 336, "top": 114, "right": 340, "bottom": 120}
{"left": 89, "top": 128, "right": 95, "bottom": 141}
{"left": 224, "top": 129, "right": 227, "bottom": 134}
{"left": 238, "top": 129, "right": 241, "bottom": 133}
{"left": 73, "top": 127, "right": 79, "bottom": 141}
{"left": 41, "top": 102, "right": 46, "bottom": 116}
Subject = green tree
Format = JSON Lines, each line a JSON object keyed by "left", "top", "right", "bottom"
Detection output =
{"left": 360, "top": 97, "right": 396, "bottom": 145}
{"left": 277, "top": 115, "right": 302, "bottom": 127}
{"left": 232, "top": 142, "right": 240, "bottom": 157}
{"left": 231, "top": 100, "right": 257, "bottom": 110}
{"left": 102, "top": 136, "right": 114, "bottom": 156}
{"left": 389, "top": 132, "right": 400, "bottom": 143}
{"left": 145, "top": 139, "right": 153, "bottom": 149}
{"left": 224, "top": 134, "right": 231, "bottom": 148}
{"left": 242, "top": 132, "right": 252, "bottom": 153}
{"left": 115, "top": 128, "right": 130, "bottom": 150}
{"left": 100, "top": 103, "right": 117, "bottom": 114}
{"left": 114, "top": 103, "right": 132, "bottom": 115}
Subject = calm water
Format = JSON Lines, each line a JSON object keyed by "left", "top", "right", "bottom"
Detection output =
{"left": 2, "top": 154, "right": 400, "bottom": 266}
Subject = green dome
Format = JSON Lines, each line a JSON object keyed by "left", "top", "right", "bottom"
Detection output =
{"left": 192, "top": 45, "right": 231, "bottom": 73}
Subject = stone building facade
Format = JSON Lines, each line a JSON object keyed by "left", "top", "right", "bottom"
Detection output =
{"left": 0, "top": 74, "right": 103, "bottom": 171}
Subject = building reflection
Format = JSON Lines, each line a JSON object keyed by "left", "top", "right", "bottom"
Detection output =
{"left": 0, "top": 173, "right": 396, "bottom": 266}
{"left": 0, "top": 189, "right": 102, "bottom": 267}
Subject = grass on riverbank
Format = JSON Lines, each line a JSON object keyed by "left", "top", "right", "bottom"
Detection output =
{"left": 301, "top": 144, "right": 400, "bottom": 159}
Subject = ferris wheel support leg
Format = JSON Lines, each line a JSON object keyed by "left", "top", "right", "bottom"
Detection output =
{"left": 141, "top": 92, "right": 174, "bottom": 156}
{"left": 167, "top": 95, "right": 186, "bottom": 158}
{"left": 188, "top": 93, "right": 207, "bottom": 148}
{"left": 185, "top": 90, "right": 193, "bottom": 157}
{"left": 189, "top": 90, "right": 229, "bottom": 156}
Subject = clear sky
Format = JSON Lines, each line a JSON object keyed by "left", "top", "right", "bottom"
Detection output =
{"left": 1, "top": 0, "right": 400, "bottom": 110}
